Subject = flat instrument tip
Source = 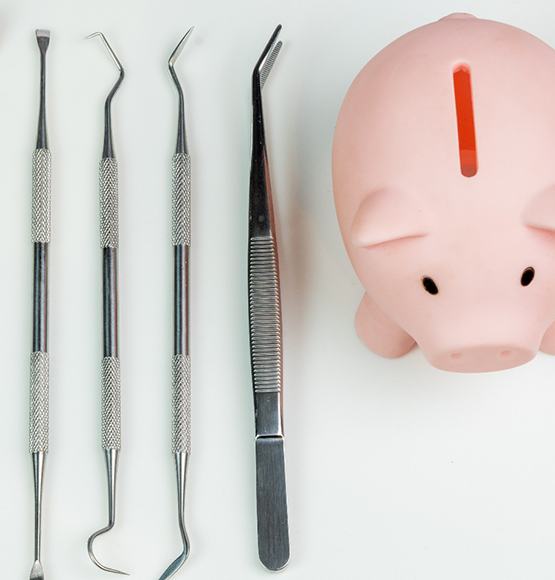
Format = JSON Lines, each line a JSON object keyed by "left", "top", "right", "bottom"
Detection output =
{"left": 29, "top": 560, "right": 44, "bottom": 580}
{"left": 35, "top": 29, "right": 50, "bottom": 52}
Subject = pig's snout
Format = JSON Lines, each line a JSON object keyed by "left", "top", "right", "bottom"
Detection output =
{"left": 430, "top": 344, "right": 535, "bottom": 372}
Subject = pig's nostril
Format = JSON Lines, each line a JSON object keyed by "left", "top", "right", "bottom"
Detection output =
{"left": 436, "top": 346, "right": 533, "bottom": 372}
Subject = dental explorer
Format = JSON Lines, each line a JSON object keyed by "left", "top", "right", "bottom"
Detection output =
{"left": 86, "top": 32, "right": 127, "bottom": 576}
{"left": 29, "top": 28, "right": 51, "bottom": 580}
{"left": 158, "top": 28, "right": 194, "bottom": 580}
{"left": 248, "top": 25, "right": 290, "bottom": 571}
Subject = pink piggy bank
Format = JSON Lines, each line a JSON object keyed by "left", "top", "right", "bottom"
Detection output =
{"left": 333, "top": 14, "right": 555, "bottom": 372}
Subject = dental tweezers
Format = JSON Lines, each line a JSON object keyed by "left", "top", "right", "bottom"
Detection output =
{"left": 248, "top": 25, "right": 289, "bottom": 572}
{"left": 158, "top": 28, "right": 194, "bottom": 580}
{"left": 86, "top": 32, "right": 128, "bottom": 576}
{"left": 29, "top": 28, "right": 51, "bottom": 580}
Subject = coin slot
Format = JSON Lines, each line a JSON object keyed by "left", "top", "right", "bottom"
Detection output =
{"left": 453, "top": 65, "right": 478, "bottom": 177}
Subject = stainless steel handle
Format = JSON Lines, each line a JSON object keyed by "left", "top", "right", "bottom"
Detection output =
{"left": 30, "top": 147, "right": 51, "bottom": 454}
{"left": 160, "top": 35, "right": 194, "bottom": 579}
{"left": 30, "top": 31, "right": 50, "bottom": 578}
{"left": 87, "top": 34, "right": 127, "bottom": 575}
{"left": 172, "top": 152, "right": 191, "bottom": 247}
{"left": 30, "top": 352, "right": 49, "bottom": 453}
{"left": 248, "top": 234, "right": 283, "bottom": 438}
{"left": 32, "top": 148, "right": 51, "bottom": 244}
{"left": 172, "top": 151, "right": 191, "bottom": 454}
{"left": 102, "top": 356, "right": 121, "bottom": 450}
{"left": 100, "top": 157, "right": 119, "bottom": 249}
{"left": 100, "top": 157, "right": 120, "bottom": 450}
{"left": 172, "top": 354, "right": 191, "bottom": 454}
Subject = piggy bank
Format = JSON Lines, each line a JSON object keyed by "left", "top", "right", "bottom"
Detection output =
{"left": 333, "top": 13, "right": 555, "bottom": 372}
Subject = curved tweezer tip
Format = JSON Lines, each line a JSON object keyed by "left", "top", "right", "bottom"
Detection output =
{"left": 253, "top": 24, "right": 283, "bottom": 88}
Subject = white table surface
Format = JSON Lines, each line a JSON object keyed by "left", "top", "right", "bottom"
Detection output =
{"left": 2, "top": 0, "right": 555, "bottom": 578}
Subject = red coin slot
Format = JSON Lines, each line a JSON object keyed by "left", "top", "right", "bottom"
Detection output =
{"left": 453, "top": 65, "right": 478, "bottom": 177}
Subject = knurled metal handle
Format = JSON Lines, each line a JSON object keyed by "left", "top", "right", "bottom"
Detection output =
{"left": 172, "top": 354, "right": 191, "bottom": 454}
{"left": 29, "top": 351, "right": 49, "bottom": 453}
{"left": 248, "top": 235, "right": 283, "bottom": 395}
{"left": 100, "top": 157, "right": 119, "bottom": 248}
{"left": 101, "top": 356, "right": 121, "bottom": 450}
{"left": 32, "top": 148, "right": 51, "bottom": 243}
{"left": 172, "top": 153, "right": 191, "bottom": 246}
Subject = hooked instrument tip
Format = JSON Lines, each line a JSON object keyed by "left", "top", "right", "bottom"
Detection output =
{"left": 87, "top": 32, "right": 124, "bottom": 75}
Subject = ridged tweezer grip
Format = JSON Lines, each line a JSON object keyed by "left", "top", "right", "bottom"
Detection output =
{"left": 172, "top": 354, "right": 191, "bottom": 453}
{"left": 29, "top": 351, "right": 49, "bottom": 453}
{"left": 100, "top": 158, "right": 119, "bottom": 248}
{"left": 248, "top": 235, "right": 282, "bottom": 394}
{"left": 101, "top": 356, "right": 121, "bottom": 450}
{"left": 32, "top": 148, "right": 51, "bottom": 243}
{"left": 172, "top": 153, "right": 191, "bottom": 246}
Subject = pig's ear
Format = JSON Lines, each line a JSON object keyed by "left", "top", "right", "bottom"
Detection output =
{"left": 523, "top": 186, "right": 555, "bottom": 233}
{"left": 351, "top": 189, "right": 429, "bottom": 248}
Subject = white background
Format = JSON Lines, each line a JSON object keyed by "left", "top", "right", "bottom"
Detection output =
{"left": 1, "top": 0, "right": 555, "bottom": 579}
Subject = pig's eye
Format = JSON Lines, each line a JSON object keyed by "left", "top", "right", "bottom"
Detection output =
{"left": 520, "top": 267, "right": 535, "bottom": 287}
{"left": 422, "top": 276, "right": 439, "bottom": 295}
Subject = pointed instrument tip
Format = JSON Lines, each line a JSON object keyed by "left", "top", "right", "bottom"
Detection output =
{"left": 169, "top": 27, "right": 195, "bottom": 68}
{"left": 86, "top": 31, "right": 124, "bottom": 77}
{"left": 35, "top": 29, "right": 50, "bottom": 39}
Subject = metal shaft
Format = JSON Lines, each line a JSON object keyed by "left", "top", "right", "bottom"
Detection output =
{"left": 86, "top": 32, "right": 127, "bottom": 576}
{"left": 87, "top": 149, "right": 126, "bottom": 577}
{"left": 100, "top": 158, "right": 121, "bottom": 452}
{"left": 100, "top": 156, "right": 121, "bottom": 453}
{"left": 172, "top": 152, "right": 191, "bottom": 459}
{"left": 30, "top": 28, "right": 51, "bottom": 580}
{"left": 159, "top": 30, "right": 194, "bottom": 580}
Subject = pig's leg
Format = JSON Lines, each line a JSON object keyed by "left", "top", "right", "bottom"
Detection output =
{"left": 540, "top": 321, "right": 555, "bottom": 355}
{"left": 355, "top": 294, "right": 415, "bottom": 358}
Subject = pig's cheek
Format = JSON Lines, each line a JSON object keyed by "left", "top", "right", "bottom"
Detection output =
{"left": 350, "top": 249, "right": 402, "bottom": 299}
{"left": 352, "top": 243, "right": 431, "bottom": 293}
{"left": 351, "top": 249, "right": 430, "bottom": 324}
